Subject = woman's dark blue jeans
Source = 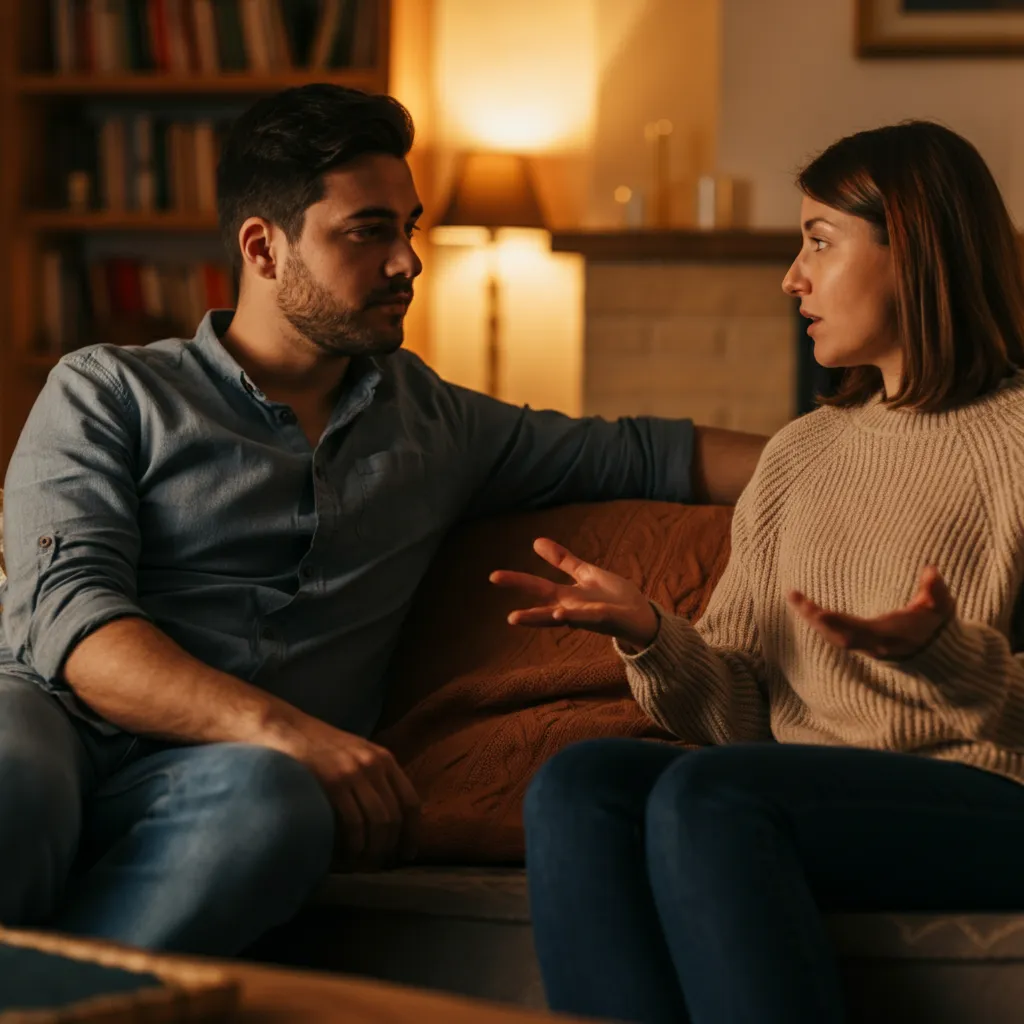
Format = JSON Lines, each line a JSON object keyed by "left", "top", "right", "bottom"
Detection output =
{"left": 523, "top": 739, "right": 1024, "bottom": 1024}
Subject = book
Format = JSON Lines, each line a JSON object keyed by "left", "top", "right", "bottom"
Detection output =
{"left": 328, "top": 0, "right": 359, "bottom": 69}
{"left": 350, "top": 0, "right": 377, "bottom": 67}
{"left": 51, "top": 0, "right": 75, "bottom": 72}
{"left": 148, "top": 0, "right": 171, "bottom": 71}
{"left": 192, "top": 0, "right": 220, "bottom": 72}
{"left": 212, "top": 0, "right": 248, "bottom": 71}
{"left": 309, "top": 0, "right": 342, "bottom": 69}
{"left": 239, "top": 0, "right": 270, "bottom": 72}
{"left": 193, "top": 120, "right": 217, "bottom": 213}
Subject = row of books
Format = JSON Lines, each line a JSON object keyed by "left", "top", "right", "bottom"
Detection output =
{"left": 54, "top": 116, "right": 229, "bottom": 213}
{"left": 40, "top": 252, "right": 234, "bottom": 353}
{"left": 50, "top": 0, "right": 378, "bottom": 74}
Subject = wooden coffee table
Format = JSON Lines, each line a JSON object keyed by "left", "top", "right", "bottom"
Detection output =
{"left": 0, "top": 926, "right": 589, "bottom": 1023}
{"left": 228, "top": 957, "right": 586, "bottom": 1022}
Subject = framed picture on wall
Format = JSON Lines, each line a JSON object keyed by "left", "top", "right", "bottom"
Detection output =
{"left": 858, "top": 0, "right": 1024, "bottom": 55}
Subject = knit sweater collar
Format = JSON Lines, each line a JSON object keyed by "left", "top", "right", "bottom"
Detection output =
{"left": 845, "top": 370, "right": 1024, "bottom": 435}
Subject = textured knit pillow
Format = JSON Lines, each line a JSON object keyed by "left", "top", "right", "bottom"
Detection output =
{"left": 374, "top": 500, "right": 733, "bottom": 863}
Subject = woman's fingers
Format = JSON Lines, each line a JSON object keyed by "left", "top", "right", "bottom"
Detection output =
{"left": 509, "top": 601, "right": 621, "bottom": 631}
{"left": 489, "top": 570, "right": 559, "bottom": 599}
{"left": 533, "top": 537, "right": 589, "bottom": 581}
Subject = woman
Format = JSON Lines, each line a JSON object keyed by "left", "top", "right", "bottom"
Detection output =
{"left": 489, "top": 121, "right": 1024, "bottom": 1024}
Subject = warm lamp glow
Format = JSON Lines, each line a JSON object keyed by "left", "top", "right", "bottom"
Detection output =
{"left": 436, "top": 0, "right": 597, "bottom": 151}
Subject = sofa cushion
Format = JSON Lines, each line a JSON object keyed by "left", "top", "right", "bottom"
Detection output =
{"left": 374, "top": 500, "right": 733, "bottom": 862}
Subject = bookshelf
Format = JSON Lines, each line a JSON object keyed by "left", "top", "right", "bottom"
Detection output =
{"left": 0, "top": 0, "right": 407, "bottom": 476}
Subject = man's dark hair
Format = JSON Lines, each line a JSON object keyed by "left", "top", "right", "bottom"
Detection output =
{"left": 216, "top": 84, "right": 415, "bottom": 276}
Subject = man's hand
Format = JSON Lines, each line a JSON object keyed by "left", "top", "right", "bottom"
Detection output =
{"left": 276, "top": 718, "right": 421, "bottom": 872}
{"left": 489, "top": 537, "right": 659, "bottom": 652}
{"left": 788, "top": 566, "right": 955, "bottom": 660}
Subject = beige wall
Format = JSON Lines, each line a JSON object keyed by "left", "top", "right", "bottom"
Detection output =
{"left": 718, "top": 0, "right": 1024, "bottom": 228}
{"left": 587, "top": 0, "right": 719, "bottom": 228}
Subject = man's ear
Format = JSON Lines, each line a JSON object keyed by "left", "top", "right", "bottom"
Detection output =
{"left": 237, "top": 217, "right": 282, "bottom": 281}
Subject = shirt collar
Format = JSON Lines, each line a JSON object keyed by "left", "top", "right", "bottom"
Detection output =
{"left": 189, "top": 308, "right": 384, "bottom": 408}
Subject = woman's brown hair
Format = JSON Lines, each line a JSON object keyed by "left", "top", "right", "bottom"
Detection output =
{"left": 798, "top": 121, "right": 1024, "bottom": 411}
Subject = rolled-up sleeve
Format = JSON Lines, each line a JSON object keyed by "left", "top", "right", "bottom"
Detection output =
{"left": 452, "top": 385, "right": 694, "bottom": 518}
{"left": 2, "top": 351, "right": 149, "bottom": 681}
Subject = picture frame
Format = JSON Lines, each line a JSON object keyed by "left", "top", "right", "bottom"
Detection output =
{"left": 857, "top": 0, "right": 1024, "bottom": 56}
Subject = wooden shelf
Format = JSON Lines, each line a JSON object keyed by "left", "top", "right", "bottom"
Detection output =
{"left": 550, "top": 229, "right": 802, "bottom": 263}
{"left": 23, "top": 211, "right": 219, "bottom": 232}
{"left": 14, "top": 70, "right": 384, "bottom": 96}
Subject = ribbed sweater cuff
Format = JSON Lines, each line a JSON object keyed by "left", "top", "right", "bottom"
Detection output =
{"left": 614, "top": 602, "right": 699, "bottom": 685}
{"left": 897, "top": 617, "right": 981, "bottom": 691}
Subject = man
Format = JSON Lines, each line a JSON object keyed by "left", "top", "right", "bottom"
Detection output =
{"left": 0, "top": 86, "right": 765, "bottom": 956}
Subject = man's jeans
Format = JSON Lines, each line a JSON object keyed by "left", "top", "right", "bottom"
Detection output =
{"left": 524, "top": 738, "right": 1024, "bottom": 1024}
{"left": 0, "top": 675, "right": 334, "bottom": 955}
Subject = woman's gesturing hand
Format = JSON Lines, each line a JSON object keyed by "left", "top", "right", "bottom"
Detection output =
{"left": 788, "top": 566, "right": 955, "bottom": 660}
{"left": 489, "top": 537, "right": 660, "bottom": 652}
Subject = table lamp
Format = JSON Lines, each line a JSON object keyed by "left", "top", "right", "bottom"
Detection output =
{"left": 436, "top": 152, "right": 547, "bottom": 397}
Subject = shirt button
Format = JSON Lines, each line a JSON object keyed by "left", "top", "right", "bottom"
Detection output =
{"left": 38, "top": 536, "right": 53, "bottom": 549}
{"left": 301, "top": 565, "right": 315, "bottom": 580}
{"left": 278, "top": 409, "right": 297, "bottom": 425}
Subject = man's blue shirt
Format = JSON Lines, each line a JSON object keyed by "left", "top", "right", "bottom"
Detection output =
{"left": 0, "top": 311, "right": 694, "bottom": 736}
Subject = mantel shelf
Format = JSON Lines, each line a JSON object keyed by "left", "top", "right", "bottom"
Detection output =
{"left": 550, "top": 229, "right": 802, "bottom": 263}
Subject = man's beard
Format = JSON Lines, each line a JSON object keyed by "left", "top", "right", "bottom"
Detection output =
{"left": 276, "top": 253, "right": 408, "bottom": 358}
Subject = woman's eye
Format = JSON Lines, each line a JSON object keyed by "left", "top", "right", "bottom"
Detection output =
{"left": 811, "top": 237, "right": 828, "bottom": 252}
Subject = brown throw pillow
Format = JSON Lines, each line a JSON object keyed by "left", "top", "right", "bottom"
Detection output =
{"left": 374, "top": 500, "right": 733, "bottom": 863}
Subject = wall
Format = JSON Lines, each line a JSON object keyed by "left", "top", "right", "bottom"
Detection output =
{"left": 718, "top": 0, "right": 1024, "bottom": 228}
{"left": 587, "top": 0, "right": 719, "bottom": 228}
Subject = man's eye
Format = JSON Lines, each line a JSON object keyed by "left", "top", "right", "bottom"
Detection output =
{"left": 406, "top": 224, "right": 421, "bottom": 240}
{"left": 351, "top": 225, "right": 388, "bottom": 240}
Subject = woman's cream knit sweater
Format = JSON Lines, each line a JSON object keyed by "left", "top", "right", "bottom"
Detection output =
{"left": 620, "top": 374, "right": 1024, "bottom": 783}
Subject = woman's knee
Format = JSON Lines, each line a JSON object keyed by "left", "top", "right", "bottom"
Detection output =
{"left": 646, "top": 743, "right": 786, "bottom": 841}
{"left": 525, "top": 738, "right": 684, "bottom": 831}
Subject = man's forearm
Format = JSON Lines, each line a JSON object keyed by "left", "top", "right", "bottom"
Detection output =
{"left": 63, "top": 617, "right": 312, "bottom": 753}
{"left": 691, "top": 426, "right": 767, "bottom": 505}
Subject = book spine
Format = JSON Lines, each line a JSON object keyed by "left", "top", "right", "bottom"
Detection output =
{"left": 328, "top": 0, "right": 358, "bottom": 69}
{"left": 147, "top": 0, "right": 170, "bottom": 71}
{"left": 239, "top": 0, "right": 269, "bottom": 72}
{"left": 212, "top": 0, "right": 247, "bottom": 71}
{"left": 266, "top": 0, "right": 292, "bottom": 69}
{"left": 133, "top": 114, "right": 156, "bottom": 211}
{"left": 139, "top": 263, "right": 165, "bottom": 318}
{"left": 41, "top": 251, "right": 65, "bottom": 353}
{"left": 309, "top": 0, "right": 339, "bottom": 70}
{"left": 52, "top": 0, "right": 75, "bottom": 72}
{"left": 76, "top": 0, "right": 96, "bottom": 72}
{"left": 192, "top": 0, "right": 220, "bottom": 72}
{"left": 193, "top": 120, "right": 217, "bottom": 213}
{"left": 349, "top": 0, "right": 376, "bottom": 68}
{"left": 165, "top": 0, "right": 190, "bottom": 72}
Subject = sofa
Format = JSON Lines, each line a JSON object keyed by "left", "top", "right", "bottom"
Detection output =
{"left": 245, "top": 498, "right": 1024, "bottom": 1023}
{"left": 5, "top": 491, "right": 1024, "bottom": 1020}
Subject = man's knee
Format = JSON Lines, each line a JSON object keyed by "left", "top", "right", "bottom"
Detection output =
{"left": 184, "top": 744, "right": 335, "bottom": 896}
{"left": 0, "top": 677, "right": 84, "bottom": 921}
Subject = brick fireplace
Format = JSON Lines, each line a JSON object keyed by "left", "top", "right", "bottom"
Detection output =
{"left": 552, "top": 231, "right": 816, "bottom": 436}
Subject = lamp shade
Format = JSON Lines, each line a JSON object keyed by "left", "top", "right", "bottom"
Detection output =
{"left": 438, "top": 152, "right": 547, "bottom": 230}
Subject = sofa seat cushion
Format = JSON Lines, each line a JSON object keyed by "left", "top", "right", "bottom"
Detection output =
{"left": 317, "top": 866, "right": 1024, "bottom": 961}
{"left": 373, "top": 500, "right": 733, "bottom": 862}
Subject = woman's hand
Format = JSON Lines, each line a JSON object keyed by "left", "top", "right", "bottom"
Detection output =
{"left": 489, "top": 537, "right": 660, "bottom": 652}
{"left": 788, "top": 566, "right": 955, "bottom": 660}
